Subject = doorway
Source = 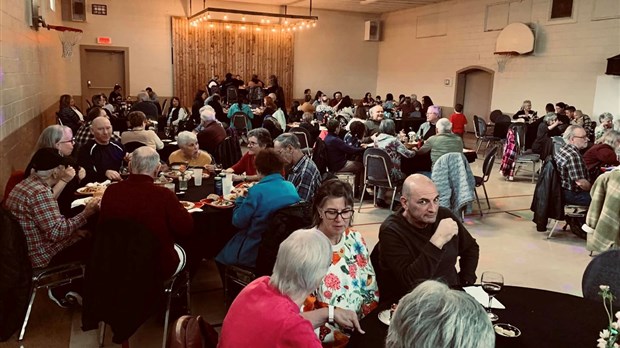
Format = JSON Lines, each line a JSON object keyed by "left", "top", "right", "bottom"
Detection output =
{"left": 454, "top": 67, "right": 494, "bottom": 133}
{"left": 79, "top": 45, "right": 129, "bottom": 111}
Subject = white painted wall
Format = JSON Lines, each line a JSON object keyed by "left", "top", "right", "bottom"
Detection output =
{"left": 376, "top": 0, "right": 620, "bottom": 117}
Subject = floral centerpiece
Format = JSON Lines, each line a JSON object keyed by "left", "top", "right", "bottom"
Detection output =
{"left": 598, "top": 285, "right": 619, "bottom": 348}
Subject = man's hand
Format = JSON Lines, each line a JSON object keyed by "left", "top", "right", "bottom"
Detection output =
{"left": 429, "top": 218, "right": 458, "bottom": 249}
{"left": 61, "top": 166, "right": 76, "bottom": 182}
{"left": 83, "top": 197, "right": 101, "bottom": 216}
{"left": 334, "top": 307, "right": 364, "bottom": 334}
{"left": 105, "top": 170, "right": 122, "bottom": 181}
{"left": 575, "top": 179, "right": 591, "bottom": 192}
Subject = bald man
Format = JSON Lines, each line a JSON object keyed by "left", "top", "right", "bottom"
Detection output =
{"left": 376, "top": 174, "right": 480, "bottom": 304}
{"left": 78, "top": 116, "right": 125, "bottom": 183}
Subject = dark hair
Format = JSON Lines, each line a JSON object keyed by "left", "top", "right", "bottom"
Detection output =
{"left": 59, "top": 94, "right": 72, "bottom": 110}
{"left": 566, "top": 105, "right": 576, "bottom": 112}
{"left": 337, "top": 96, "right": 353, "bottom": 111}
{"left": 398, "top": 94, "right": 405, "bottom": 101}
{"left": 304, "top": 89, "right": 311, "bottom": 95}
{"left": 264, "top": 96, "right": 277, "bottom": 110}
{"left": 225, "top": 73, "right": 233, "bottom": 80}
{"left": 365, "top": 92, "right": 372, "bottom": 100}
{"left": 128, "top": 111, "right": 147, "bottom": 128}
{"left": 255, "top": 148, "right": 284, "bottom": 176}
{"left": 212, "top": 94, "right": 221, "bottom": 103}
{"left": 146, "top": 87, "right": 153, "bottom": 92}
{"left": 454, "top": 103, "right": 463, "bottom": 112}
{"left": 545, "top": 103, "right": 555, "bottom": 113}
{"left": 333, "top": 91, "right": 342, "bottom": 99}
{"left": 355, "top": 105, "right": 368, "bottom": 120}
{"left": 290, "top": 100, "right": 300, "bottom": 113}
{"left": 304, "top": 94, "right": 312, "bottom": 103}
{"left": 86, "top": 107, "right": 104, "bottom": 122}
{"left": 270, "top": 75, "right": 279, "bottom": 87}
{"left": 311, "top": 179, "right": 354, "bottom": 227}
{"left": 386, "top": 93, "right": 394, "bottom": 101}
{"left": 114, "top": 84, "right": 122, "bottom": 91}
{"left": 194, "top": 90, "right": 206, "bottom": 102}
{"left": 555, "top": 102, "right": 566, "bottom": 109}
{"left": 422, "top": 96, "right": 434, "bottom": 107}
{"left": 171, "top": 96, "right": 182, "bottom": 107}
{"left": 327, "top": 119, "right": 341, "bottom": 133}
{"left": 314, "top": 90, "right": 323, "bottom": 101}
{"left": 251, "top": 74, "right": 259, "bottom": 82}
{"left": 349, "top": 120, "right": 366, "bottom": 139}
{"left": 91, "top": 94, "right": 104, "bottom": 105}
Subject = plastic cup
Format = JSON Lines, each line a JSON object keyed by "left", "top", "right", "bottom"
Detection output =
{"left": 164, "top": 183, "right": 175, "bottom": 192}
{"left": 193, "top": 168, "right": 203, "bottom": 186}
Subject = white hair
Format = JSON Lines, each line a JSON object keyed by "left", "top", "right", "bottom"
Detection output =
{"left": 436, "top": 118, "right": 453, "bottom": 134}
{"left": 562, "top": 125, "right": 584, "bottom": 142}
{"left": 137, "top": 91, "right": 150, "bottom": 102}
{"left": 200, "top": 105, "right": 216, "bottom": 122}
{"left": 268, "top": 93, "right": 277, "bottom": 102}
{"left": 427, "top": 105, "right": 441, "bottom": 115}
{"left": 130, "top": 146, "right": 160, "bottom": 174}
{"left": 269, "top": 228, "right": 332, "bottom": 301}
{"left": 386, "top": 280, "right": 495, "bottom": 348}
{"left": 177, "top": 131, "right": 198, "bottom": 147}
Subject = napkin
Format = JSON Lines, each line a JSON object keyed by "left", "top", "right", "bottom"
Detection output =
{"left": 188, "top": 208, "right": 203, "bottom": 213}
{"left": 170, "top": 141, "right": 178, "bottom": 145}
{"left": 71, "top": 197, "right": 90, "bottom": 209}
{"left": 463, "top": 286, "right": 506, "bottom": 309}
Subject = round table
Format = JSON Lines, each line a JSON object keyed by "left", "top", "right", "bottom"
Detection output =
{"left": 348, "top": 286, "right": 606, "bottom": 348}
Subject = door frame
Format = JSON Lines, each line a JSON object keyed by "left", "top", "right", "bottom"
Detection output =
{"left": 79, "top": 45, "right": 130, "bottom": 110}
{"left": 454, "top": 66, "right": 495, "bottom": 129}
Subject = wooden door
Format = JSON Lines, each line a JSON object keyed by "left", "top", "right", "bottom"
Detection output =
{"left": 79, "top": 45, "right": 129, "bottom": 111}
{"left": 455, "top": 67, "right": 494, "bottom": 133}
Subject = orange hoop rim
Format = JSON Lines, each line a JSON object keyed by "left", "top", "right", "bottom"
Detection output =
{"left": 494, "top": 51, "right": 519, "bottom": 56}
{"left": 45, "top": 24, "right": 83, "bottom": 33}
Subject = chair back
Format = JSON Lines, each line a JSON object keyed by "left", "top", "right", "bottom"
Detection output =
{"left": 226, "top": 87, "right": 238, "bottom": 105}
{"left": 214, "top": 136, "right": 242, "bottom": 169}
{"left": 160, "top": 99, "right": 168, "bottom": 116}
{"left": 363, "top": 148, "right": 394, "bottom": 188}
{"left": 248, "top": 86, "right": 263, "bottom": 106}
{"left": 493, "top": 116, "right": 511, "bottom": 139}
{"left": 473, "top": 115, "right": 483, "bottom": 138}
{"left": 255, "top": 201, "right": 313, "bottom": 277}
{"left": 170, "top": 315, "right": 218, "bottom": 348}
{"left": 0, "top": 206, "right": 32, "bottom": 341}
{"left": 232, "top": 112, "right": 247, "bottom": 130}
{"left": 312, "top": 137, "right": 328, "bottom": 174}
{"left": 582, "top": 250, "right": 620, "bottom": 303}
{"left": 289, "top": 126, "right": 311, "bottom": 149}
{"left": 510, "top": 123, "right": 527, "bottom": 153}
{"left": 481, "top": 147, "right": 498, "bottom": 183}
{"left": 124, "top": 141, "right": 148, "bottom": 153}
{"left": 489, "top": 110, "right": 503, "bottom": 123}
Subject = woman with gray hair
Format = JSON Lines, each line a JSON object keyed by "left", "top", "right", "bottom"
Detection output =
{"left": 595, "top": 112, "right": 615, "bottom": 143}
{"left": 386, "top": 280, "right": 495, "bottom": 348}
{"left": 584, "top": 129, "right": 620, "bottom": 181}
{"left": 532, "top": 111, "right": 562, "bottom": 155}
{"left": 225, "top": 127, "right": 273, "bottom": 182}
{"left": 374, "top": 119, "right": 416, "bottom": 207}
{"left": 168, "top": 130, "right": 213, "bottom": 167}
{"left": 196, "top": 105, "right": 227, "bottom": 155}
{"left": 218, "top": 229, "right": 331, "bottom": 347}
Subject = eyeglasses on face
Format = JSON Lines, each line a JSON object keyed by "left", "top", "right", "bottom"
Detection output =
{"left": 322, "top": 208, "right": 354, "bottom": 220}
{"left": 247, "top": 141, "right": 259, "bottom": 147}
{"left": 59, "top": 138, "right": 75, "bottom": 144}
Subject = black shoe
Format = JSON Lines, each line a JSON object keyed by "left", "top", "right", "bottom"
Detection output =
{"left": 375, "top": 199, "right": 389, "bottom": 209}
{"left": 536, "top": 225, "right": 547, "bottom": 232}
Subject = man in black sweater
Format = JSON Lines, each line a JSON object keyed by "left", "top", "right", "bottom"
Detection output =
{"left": 376, "top": 174, "right": 480, "bottom": 304}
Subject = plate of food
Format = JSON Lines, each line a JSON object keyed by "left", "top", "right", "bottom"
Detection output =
{"left": 154, "top": 176, "right": 174, "bottom": 184}
{"left": 493, "top": 323, "right": 521, "bottom": 338}
{"left": 76, "top": 181, "right": 109, "bottom": 195}
{"left": 163, "top": 170, "right": 193, "bottom": 179}
{"left": 234, "top": 182, "right": 257, "bottom": 190}
{"left": 201, "top": 194, "right": 235, "bottom": 209}
{"left": 179, "top": 201, "right": 195, "bottom": 210}
{"left": 378, "top": 304, "right": 398, "bottom": 326}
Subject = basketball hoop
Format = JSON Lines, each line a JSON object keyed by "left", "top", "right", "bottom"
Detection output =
{"left": 46, "top": 25, "right": 83, "bottom": 60}
{"left": 494, "top": 51, "right": 518, "bottom": 73}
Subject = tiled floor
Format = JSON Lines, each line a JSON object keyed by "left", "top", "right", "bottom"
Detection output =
{"left": 0, "top": 135, "right": 594, "bottom": 348}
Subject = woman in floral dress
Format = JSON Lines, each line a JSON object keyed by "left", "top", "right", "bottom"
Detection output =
{"left": 302, "top": 179, "right": 379, "bottom": 347}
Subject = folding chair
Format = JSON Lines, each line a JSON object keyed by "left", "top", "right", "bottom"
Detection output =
{"left": 473, "top": 115, "right": 502, "bottom": 156}
{"left": 289, "top": 126, "right": 312, "bottom": 156}
{"left": 514, "top": 126, "right": 541, "bottom": 183}
{"left": 474, "top": 147, "right": 498, "bottom": 216}
{"left": 231, "top": 112, "right": 249, "bottom": 144}
{"left": 582, "top": 250, "right": 620, "bottom": 303}
{"left": 358, "top": 148, "right": 403, "bottom": 212}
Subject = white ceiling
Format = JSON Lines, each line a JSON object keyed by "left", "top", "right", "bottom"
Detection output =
{"left": 216, "top": 0, "right": 446, "bottom": 14}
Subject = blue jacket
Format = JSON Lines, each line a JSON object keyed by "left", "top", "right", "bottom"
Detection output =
{"left": 215, "top": 174, "right": 300, "bottom": 267}
{"left": 324, "top": 133, "right": 364, "bottom": 172}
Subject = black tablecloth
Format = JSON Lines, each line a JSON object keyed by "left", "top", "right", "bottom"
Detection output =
{"left": 394, "top": 118, "right": 425, "bottom": 133}
{"left": 348, "top": 286, "right": 606, "bottom": 348}
{"left": 401, "top": 150, "right": 477, "bottom": 175}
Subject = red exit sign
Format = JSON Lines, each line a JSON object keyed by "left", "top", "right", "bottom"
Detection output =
{"left": 96, "top": 37, "right": 112, "bottom": 44}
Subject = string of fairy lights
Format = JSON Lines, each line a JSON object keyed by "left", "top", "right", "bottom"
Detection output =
{"left": 188, "top": 7, "right": 318, "bottom": 33}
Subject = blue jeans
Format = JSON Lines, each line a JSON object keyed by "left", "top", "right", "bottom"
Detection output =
{"left": 563, "top": 190, "right": 591, "bottom": 206}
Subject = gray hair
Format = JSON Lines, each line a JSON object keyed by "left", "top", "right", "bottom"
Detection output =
{"left": 379, "top": 119, "right": 396, "bottom": 136}
{"left": 130, "top": 146, "right": 160, "bottom": 174}
{"left": 247, "top": 128, "right": 273, "bottom": 147}
{"left": 177, "top": 131, "right": 198, "bottom": 146}
{"left": 410, "top": 94, "right": 418, "bottom": 100}
{"left": 436, "top": 118, "right": 453, "bottom": 134}
{"left": 268, "top": 92, "right": 277, "bottom": 102}
{"left": 427, "top": 105, "right": 441, "bottom": 115}
{"left": 544, "top": 114, "right": 558, "bottom": 123}
{"left": 385, "top": 280, "right": 495, "bottom": 348}
{"left": 563, "top": 125, "right": 585, "bottom": 142}
{"left": 200, "top": 105, "right": 216, "bottom": 122}
{"left": 599, "top": 112, "right": 614, "bottom": 123}
{"left": 137, "top": 91, "right": 150, "bottom": 102}
{"left": 302, "top": 112, "right": 314, "bottom": 123}
{"left": 600, "top": 130, "right": 620, "bottom": 148}
{"left": 36, "top": 125, "right": 70, "bottom": 150}
{"left": 275, "top": 133, "right": 301, "bottom": 149}
{"left": 269, "top": 229, "right": 332, "bottom": 301}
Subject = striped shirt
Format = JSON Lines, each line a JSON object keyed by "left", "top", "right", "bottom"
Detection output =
{"left": 287, "top": 155, "right": 322, "bottom": 202}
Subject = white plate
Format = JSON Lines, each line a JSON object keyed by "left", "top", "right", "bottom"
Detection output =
{"left": 494, "top": 323, "right": 521, "bottom": 338}
{"left": 162, "top": 139, "right": 172, "bottom": 143}
{"left": 378, "top": 309, "right": 391, "bottom": 326}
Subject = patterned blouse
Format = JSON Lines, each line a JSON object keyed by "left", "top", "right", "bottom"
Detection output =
{"left": 374, "top": 133, "right": 416, "bottom": 181}
{"left": 303, "top": 228, "right": 379, "bottom": 347}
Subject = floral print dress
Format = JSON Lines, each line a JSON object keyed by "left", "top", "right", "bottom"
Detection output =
{"left": 303, "top": 228, "right": 379, "bottom": 347}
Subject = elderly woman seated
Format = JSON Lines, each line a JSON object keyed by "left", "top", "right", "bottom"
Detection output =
{"left": 386, "top": 280, "right": 494, "bottom": 348}
{"left": 168, "top": 131, "right": 213, "bottom": 167}
{"left": 532, "top": 111, "right": 562, "bottom": 157}
{"left": 121, "top": 111, "right": 164, "bottom": 150}
{"left": 196, "top": 105, "right": 227, "bottom": 155}
{"left": 219, "top": 229, "right": 332, "bottom": 347}
{"left": 216, "top": 148, "right": 300, "bottom": 268}
{"left": 302, "top": 179, "right": 379, "bottom": 346}
{"left": 416, "top": 118, "right": 464, "bottom": 167}
{"left": 595, "top": 112, "right": 615, "bottom": 143}
{"left": 225, "top": 127, "right": 272, "bottom": 182}
{"left": 584, "top": 130, "right": 620, "bottom": 181}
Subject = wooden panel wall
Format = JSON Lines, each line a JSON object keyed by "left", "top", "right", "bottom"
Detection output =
{"left": 172, "top": 17, "right": 294, "bottom": 109}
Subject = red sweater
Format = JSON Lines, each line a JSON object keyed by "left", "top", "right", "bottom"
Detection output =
{"left": 449, "top": 113, "right": 468, "bottom": 135}
{"left": 99, "top": 174, "right": 193, "bottom": 278}
{"left": 230, "top": 152, "right": 257, "bottom": 175}
{"left": 584, "top": 143, "right": 620, "bottom": 172}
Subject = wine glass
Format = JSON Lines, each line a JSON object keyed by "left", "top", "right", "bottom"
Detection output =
{"left": 481, "top": 271, "right": 504, "bottom": 322}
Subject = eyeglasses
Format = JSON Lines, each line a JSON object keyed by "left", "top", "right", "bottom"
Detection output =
{"left": 573, "top": 135, "right": 588, "bottom": 139}
{"left": 59, "top": 138, "right": 75, "bottom": 144}
{"left": 247, "top": 141, "right": 259, "bottom": 147}
{"left": 322, "top": 209, "right": 354, "bottom": 220}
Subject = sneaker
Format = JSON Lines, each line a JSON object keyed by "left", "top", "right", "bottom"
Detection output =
{"left": 65, "top": 291, "right": 83, "bottom": 306}
{"left": 48, "top": 288, "right": 71, "bottom": 308}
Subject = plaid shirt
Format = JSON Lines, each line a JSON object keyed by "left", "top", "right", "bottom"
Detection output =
{"left": 555, "top": 143, "right": 589, "bottom": 192}
{"left": 74, "top": 121, "right": 121, "bottom": 152}
{"left": 5, "top": 175, "right": 88, "bottom": 268}
{"left": 287, "top": 155, "right": 322, "bottom": 202}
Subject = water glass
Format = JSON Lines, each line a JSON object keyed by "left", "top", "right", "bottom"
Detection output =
{"left": 193, "top": 168, "right": 203, "bottom": 186}
{"left": 178, "top": 176, "right": 188, "bottom": 191}
{"left": 164, "top": 126, "right": 171, "bottom": 138}
{"left": 164, "top": 183, "right": 175, "bottom": 193}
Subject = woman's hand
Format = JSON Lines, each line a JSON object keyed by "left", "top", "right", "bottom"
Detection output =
{"left": 61, "top": 166, "right": 76, "bottom": 182}
{"left": 334, "top": 307, "right": 365, "bottom": 334}
{"left": 78, "top": 167, "right": 86, "bottom": 181}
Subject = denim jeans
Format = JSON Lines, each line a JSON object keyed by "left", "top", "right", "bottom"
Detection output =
{"left": 563, "top": 189, "right": 591, "bottom": 206}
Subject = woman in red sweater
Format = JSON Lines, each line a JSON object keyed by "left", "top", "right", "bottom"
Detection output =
{"left": 226, "top": 128, "right": 272, "bottom": 182}
{"left": 584, "top": 130, "right": 620, "bottom": 181}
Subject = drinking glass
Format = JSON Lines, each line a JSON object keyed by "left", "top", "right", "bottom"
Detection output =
{"left": 164, "top": 126, "right": 171, "bottom": 138}
{"left": 193, "top": 168, "right": 203, "bottom": 186}
{"left": 481, "top": 271, "right": 504, "bottom": 322}
{"left": 178, "top": 175, "right": 188, "bottom": 191}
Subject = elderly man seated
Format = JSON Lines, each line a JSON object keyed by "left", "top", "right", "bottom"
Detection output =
{"left": 376, "top": 174, "right": 480, "bottom": 304}
{"left": 5, "top": 148, "right": 100, "bottom": 307}
{"left": 99, "top": 146, "right": 194, "bottom": 278}
{"left": 363, "top": 105, "right": 384, "bottom": 143}
{"left": 555, "top": 125, "right": 592, "bottom": 206}
{"left": 74, "top": 107, "right": 121, "bottom": 152}
{"left": 169, "top": 131, "right": 213, "bottom": 167}
{"left": 274, "top": 133, "right": 322, "bottom": 202}
{"left": 386, "top": 280, "right": 494, "bottom": 348}
{"left": 78, "top": 116, "right": 125, "bottom": 183}
{"left": 417, "top": 105, "right": 441, "bottom": 140}
{"left": 416, "top": 118, "right": 464, "bottom": 167}
{"left": 196, "top": 105, "right": 227, "bottom": 155}
{"left": 129, "top": 91, "right": 159, "bottom": 121}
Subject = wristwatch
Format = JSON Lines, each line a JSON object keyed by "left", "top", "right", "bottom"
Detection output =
{"left": 328, "top": 305, "right": 335, "bottom": 324}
